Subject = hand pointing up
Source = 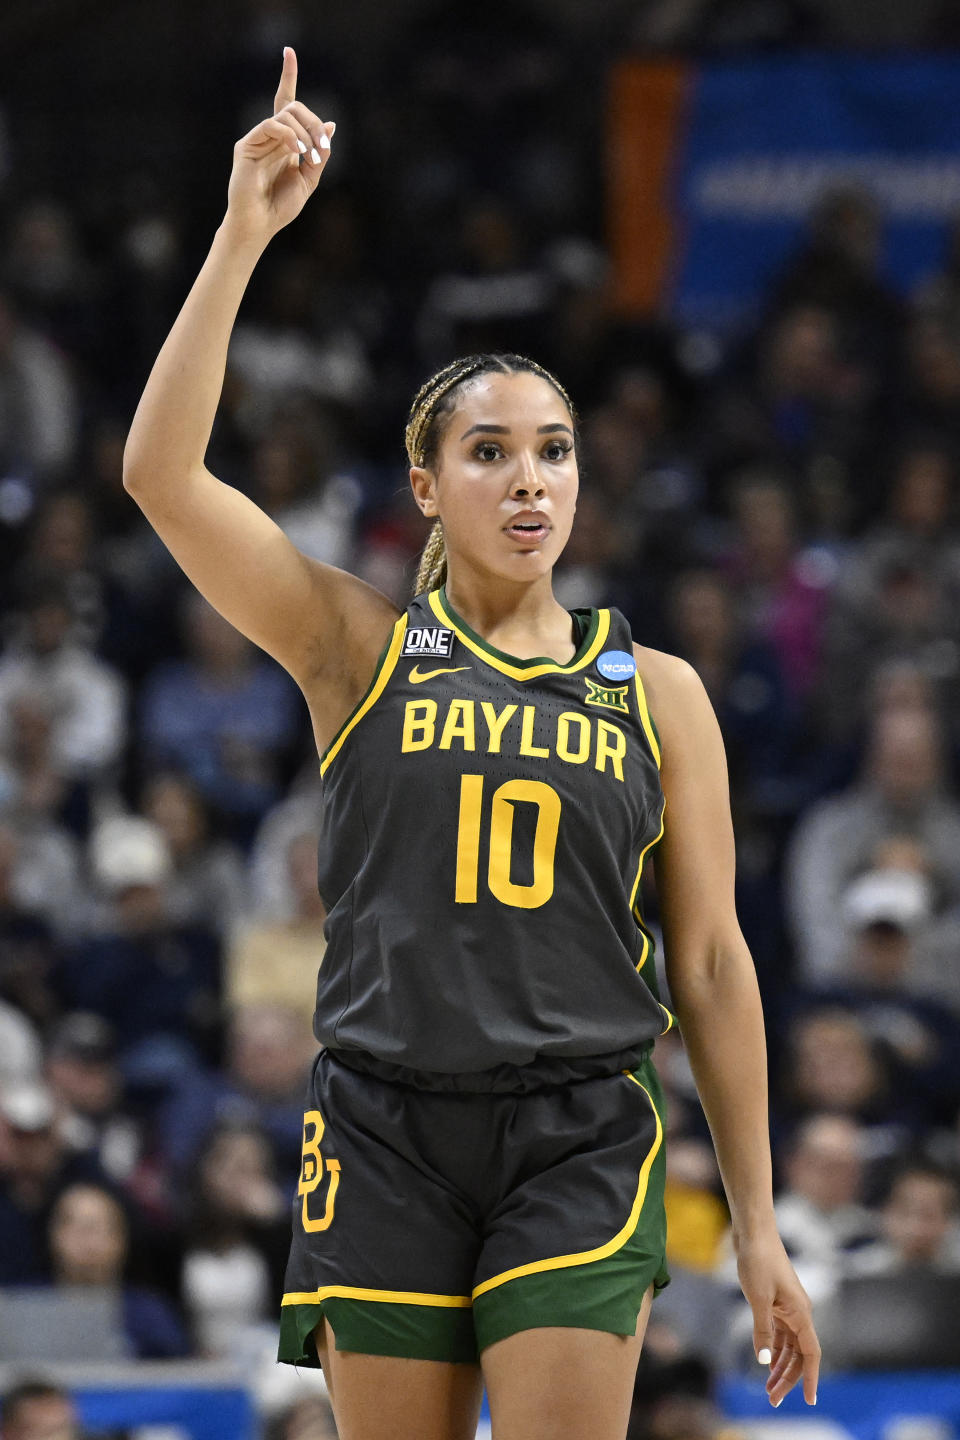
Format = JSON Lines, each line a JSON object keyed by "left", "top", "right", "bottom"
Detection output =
{"left": 225, "top": 47, "right": 335, "bottom": 245}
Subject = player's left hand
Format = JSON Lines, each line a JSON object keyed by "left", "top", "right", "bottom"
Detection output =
{"left": 736, "top": 1231, "right": 821, "bottom": 1408}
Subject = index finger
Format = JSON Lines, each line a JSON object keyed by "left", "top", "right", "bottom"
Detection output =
{"left": 275, "top": 45, "right": 297, "bottom": 114}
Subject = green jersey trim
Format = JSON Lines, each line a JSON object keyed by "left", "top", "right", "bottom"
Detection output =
{"left": 319, "top": 616, "right": 408, "bottom": 777}
{"left": 427, "top": 587, "right": 609, "bottom": 681}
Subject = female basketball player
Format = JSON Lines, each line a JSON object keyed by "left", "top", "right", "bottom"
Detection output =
{"left": 123, "top": 47, "right": 820, "bottom": 1440}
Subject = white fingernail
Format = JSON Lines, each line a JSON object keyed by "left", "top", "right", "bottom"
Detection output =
{"left": 328, "top": 123, "right": 336, "bottom": 137}
{"left": 319, "top": 133, "right": 331, "bottom": 151}
{"left": 774, "top": 1399, "right": 783, "bottom": 1409}
{"left": 758, "top": 1348, "right": 772, "bottom": 1365}
{"left": 297, "top": 140, "right": 307, "bottom": 154}
{"left": 310, "top": 148, "right": 321, "bottom": 164}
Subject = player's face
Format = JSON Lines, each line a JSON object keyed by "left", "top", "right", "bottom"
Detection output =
{"left": 417, "top": 371, "right": 578, "bottom": 585}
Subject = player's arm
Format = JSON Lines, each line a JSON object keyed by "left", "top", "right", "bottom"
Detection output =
{"left": 639, "top": 645, "right": 820, "bottom": 1410}
{"left": 123, "top": 49, "right": 399, "bottom": 702}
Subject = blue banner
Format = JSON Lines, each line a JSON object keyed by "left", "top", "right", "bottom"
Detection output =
{"left": 721, "top": 1372, "right": 960, "bottom": 1437}
{"left": 668, "top": 56, "right": 960, "bottom": 327}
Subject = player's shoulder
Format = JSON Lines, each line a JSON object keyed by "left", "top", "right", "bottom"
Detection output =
{"left": 631, "top": 641, "right": 702, "bottom": 704}
{"left": 631, "top": 642, "right": 711, "bottom": 749}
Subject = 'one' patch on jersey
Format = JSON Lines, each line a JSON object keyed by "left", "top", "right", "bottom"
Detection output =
{"left": 584, "top": 677, "right": 630, "bottom": 714}
{"left": 401, "top": 625, "right": 455, "bottom": 659}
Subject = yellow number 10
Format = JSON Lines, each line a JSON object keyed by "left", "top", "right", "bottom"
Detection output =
{"left": 455, "top": 775, "right": 561, "bottom": 910}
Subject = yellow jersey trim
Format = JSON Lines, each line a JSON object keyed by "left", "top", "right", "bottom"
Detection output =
{"left": 281, "top": 1284, "right": 471, "bottom": 1309}
{"left": 319, "top": 616, "right": 407, "bottom": 778}
{"left": 629, "top": 794, "right": 666, "bottom": 971}
{"left": 471, "top": 1077, "right": 663, "bottom": 1300}
{"left": 427, "top": 590, "right": 611, "bottom": 681}
{"left": 634, "top": 671, "right": 661, "bottom": 768}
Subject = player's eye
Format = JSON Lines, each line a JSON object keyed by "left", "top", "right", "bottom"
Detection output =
{"left": 474, "top": 442, "right": 503, "bottom": 463}
{"left": 543, "top": 440, "right": 573, "bottom": 461}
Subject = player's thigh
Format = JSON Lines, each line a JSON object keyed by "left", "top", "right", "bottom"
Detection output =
{"left": 482, "top": 1285, "right": 654, "bottom": 1440}
{"left": 314, "top": 1318, "right": 484, "bottom": 1440}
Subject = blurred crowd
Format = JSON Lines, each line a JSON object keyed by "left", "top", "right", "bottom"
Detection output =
{"left": 3, "top": 0, "right": 960, "bottom": 1435}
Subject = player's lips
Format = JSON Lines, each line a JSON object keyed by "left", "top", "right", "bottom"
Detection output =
{"left": 504, "top": 511, "right": 551, "bottom": 544}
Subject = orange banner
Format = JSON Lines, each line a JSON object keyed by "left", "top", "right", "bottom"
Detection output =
{"left": 607, "top": 59, "right": 691, "bottom": 317}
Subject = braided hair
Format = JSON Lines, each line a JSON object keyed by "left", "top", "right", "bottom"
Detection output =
{"left": 407, "top": 354, "right": 577, "bottom": 596}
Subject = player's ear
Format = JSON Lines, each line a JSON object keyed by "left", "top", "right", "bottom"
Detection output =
{"left": 410, "top": 465, "right": 438, "bottom": 518}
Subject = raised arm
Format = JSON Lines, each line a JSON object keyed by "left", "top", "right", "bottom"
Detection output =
{"left": 123, "top": 49, "right": 399, "bottom": 726}
{"left": 639, "top": 645, "right": 821, "bottom": 1410}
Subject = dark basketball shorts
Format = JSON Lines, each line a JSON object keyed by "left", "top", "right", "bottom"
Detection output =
{"left": 277, "top": 1048, "right": 670, "bottom": 1365}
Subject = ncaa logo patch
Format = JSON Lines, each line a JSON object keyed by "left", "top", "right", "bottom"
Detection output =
{"left": 401, "top": 625, "right": 455, "bottom": 659}
{"left": 596, "top": 649, "right": 636, "bottom": 682}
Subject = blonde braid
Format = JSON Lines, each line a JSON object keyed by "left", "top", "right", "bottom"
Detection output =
{"left": 405, "top": 357, "right": 489, "bottom": 467}
{"left": 414, "top": 519, "right": 447, "bottom": 595}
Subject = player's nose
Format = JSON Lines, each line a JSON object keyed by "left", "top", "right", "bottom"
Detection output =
{"left": 510, "top": 450, "right": 546, "bottom": 498}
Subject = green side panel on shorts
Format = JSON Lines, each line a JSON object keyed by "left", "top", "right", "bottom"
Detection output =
{"left": 278, "top": 1298, "right": 478, "bottom": 1366}
{"left": 472, "top": 1058, "right": 670, "bottom": 1354}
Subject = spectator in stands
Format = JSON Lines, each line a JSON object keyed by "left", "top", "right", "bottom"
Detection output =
{"left": 249, "top": 408, "right": 361, "bottom": 571}
{"left": 228, "top": 254, "right": 372, "bottom": 411}
{"left": 785, "top": 704, "right": 960, "bottom": 983}
{"left": 158, "top": 1003, "right": 314, "bottom": 1187}
{"left": 797, "top": 865, "right": 960, "bottom": 1124}
{"left": 2, "top": 199, "right": 98, "bottom": 363}
{"left": 83, "top": 417, "right": 182, "bottom": 673}
{"left": 0, "top": 288, "right": 78, "bottom": 482}
{"left": 663, "top": 567, "right": 796, "bottom": 821}
{"left": 180, "top": 1120, "right": 288, "bottom": 1356}
{"left": 141, "top": 770, "right": 246, "bottom": 938}
{"left": 720, "top": 468, "right": 834, "bottom": 704}
{"left": 815, "top": 444, "right": 960, "bottom": 741}
{"left": 0, "top": 576, "right": 126, "bottom": 789}
{"left": 416, "top": 195, "right": 557, "bottom": 366}
{"left": 766, "top": 183, "right": 902, "bottom": 384}
{"left": 770, "top": 1116, "right": 877, "bottom": 1290}
{"left": 580, "top": 362, "right": 705, "bottom": 628}
{"left": 0, "top": 820, "right": 65, "bottom": 1017}
{"left": 44, "top": 1015, "right": 143, "bottom": 1190}
{"left": 247, "top": 765, "right": 324, "bottom": 922}
{"left": 139, "top": 593, "right": 302, "bottom": 842}
{"left": 0, "top": 1081, "right": 104, "bottom": 1284}
{"left": 901, "top": 310, "right": 960, "bottom": 436}
{"left": 46, "top": 1182, "right": 189, "bottom": 1358}
{"left": 226, "top": 831, "right": 326, "bottom": 1023}
{"left": 704, "top": 303, "right": 871, "bottom": 485}
{"left": 56, "top": 815, "right": 220, "bottom": 1076}
{"left": 847, "top": 1162, "right": 960, "bottom": 1276}
{"left": 549, "top": 486, "right": 621, "bottom": 610}
{"left": 16, "top": 491, "right": 153, "bottom": 680}
{"left": 776, "top": 1008, "right": 915, "bottom": 1166}
{"left": 0, "top": 1378, "right": 82, "bottom": 1440}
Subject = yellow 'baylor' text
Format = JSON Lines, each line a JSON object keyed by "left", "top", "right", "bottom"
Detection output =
{"left": 401, "top": 699, "right": 627, "bottom": 781}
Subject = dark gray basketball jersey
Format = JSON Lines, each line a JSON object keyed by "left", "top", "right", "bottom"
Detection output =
{"left": 313, "top": 585, "right": 673, "bottom": 1091}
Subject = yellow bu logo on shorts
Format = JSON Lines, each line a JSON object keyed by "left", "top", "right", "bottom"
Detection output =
{"left": 584, "top": 677, "right": 630, "bottom": 714}
{"left": 298, "top": 1109, "right": 341, "bottom": 1233}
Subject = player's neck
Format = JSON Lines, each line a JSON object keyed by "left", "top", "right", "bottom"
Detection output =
{"left": 442, "top": 574, "right": 576, "bottom": 663}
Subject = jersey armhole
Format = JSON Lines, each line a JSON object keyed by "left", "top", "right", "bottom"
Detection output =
{"left": 319, "top": 615, "right": 408, "bottom": 777}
